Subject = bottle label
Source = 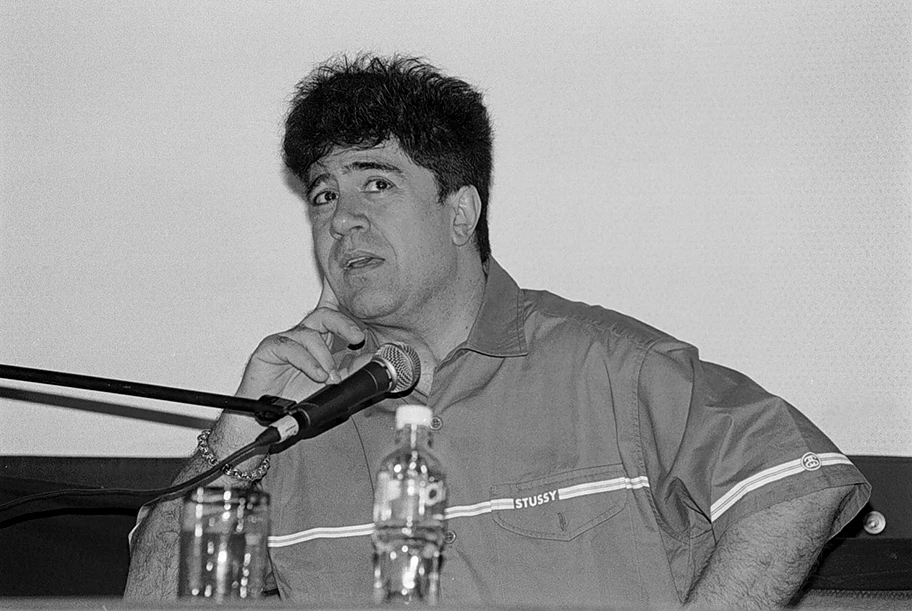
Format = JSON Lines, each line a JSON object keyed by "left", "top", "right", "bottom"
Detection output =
{"left": 375, "top": 473, "right": 446, "bottom": 523}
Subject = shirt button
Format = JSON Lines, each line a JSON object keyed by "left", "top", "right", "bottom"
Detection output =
{"left": 430, "top": 416, "right": 443, "bottom": 431}
{"left": 443, "top": 530, "right": 456, "bottom": 545}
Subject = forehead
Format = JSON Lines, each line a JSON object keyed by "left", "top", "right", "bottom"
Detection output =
{"left": 305, "top": 140, "right": 424, "bottom": 185}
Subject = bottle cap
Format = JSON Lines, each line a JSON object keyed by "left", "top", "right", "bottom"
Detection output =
{"left": 395, "top": 404, "right": 433, "bottom": 429}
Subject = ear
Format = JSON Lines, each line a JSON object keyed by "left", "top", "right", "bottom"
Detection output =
{"left": 448, "top": 186, "right": 481, "bottom": 247}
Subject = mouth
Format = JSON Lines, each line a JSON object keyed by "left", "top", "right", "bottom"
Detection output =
{"left": 342, "top": 254, "right": 385, "bottom": 271}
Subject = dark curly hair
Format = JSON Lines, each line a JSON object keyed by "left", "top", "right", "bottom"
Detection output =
{"left": 283, "top": 54, "right": 493, "bottom": 264}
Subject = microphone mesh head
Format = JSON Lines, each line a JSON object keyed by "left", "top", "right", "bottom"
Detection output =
{"left": 376, "top": 342, "right": 421, "bottom": 393}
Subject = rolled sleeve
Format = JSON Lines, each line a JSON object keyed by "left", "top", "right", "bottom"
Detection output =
{"left": 637, "top": 339, "right": 870, "bottom": 542}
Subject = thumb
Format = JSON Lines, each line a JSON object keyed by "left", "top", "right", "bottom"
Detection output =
{"left": 316, "top": 276, "right": 341, "bottom": 311}
{"left": 337, "top": 352, "right": 374, "bottom": 380}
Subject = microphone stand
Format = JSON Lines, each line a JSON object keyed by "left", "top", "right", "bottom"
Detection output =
{"left": 0, "top": 347, "right": 414, "bottom": 517}
{"left": 0, "top": 363, "right": 294, "bottom": 420}
{"left": 0, "top": 363, "right": 299, "bottom": 519}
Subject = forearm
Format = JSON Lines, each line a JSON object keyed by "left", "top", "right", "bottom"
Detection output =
{"left": 685, "top": 486, "right": 850, "bottom": 609}
{"left": 124, "top": 455, "right": 210, "bottom": 601}
{"left": 125, "top": 301, "right": 348, "bottom": 601}
{"left": 124, "top": 414, "right": 266, "bottom": 601}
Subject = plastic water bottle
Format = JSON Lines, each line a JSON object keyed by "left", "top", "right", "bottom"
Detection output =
{"left": 372, "top": 404, "right": 447, "bottom": 604}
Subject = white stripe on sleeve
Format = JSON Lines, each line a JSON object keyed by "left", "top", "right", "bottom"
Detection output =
{"left": 710, "top": 452, "right": 853, "bottom": 522}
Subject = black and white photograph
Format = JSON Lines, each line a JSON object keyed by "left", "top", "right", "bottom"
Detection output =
{"left": 1, "top": 2, "right": 909, "bottom": 608}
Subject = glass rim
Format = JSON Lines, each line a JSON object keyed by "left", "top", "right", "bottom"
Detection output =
{"left": 183, "top": 485, "right": 270, "bottom": 506}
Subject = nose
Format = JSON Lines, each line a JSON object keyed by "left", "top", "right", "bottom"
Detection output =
{"left": 329, "top": 192, "right": 369, "bottom": 239}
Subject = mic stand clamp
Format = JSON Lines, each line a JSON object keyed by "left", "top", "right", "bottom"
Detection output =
{"left": 254, "top": 395, "right": 297, "bottom": 425}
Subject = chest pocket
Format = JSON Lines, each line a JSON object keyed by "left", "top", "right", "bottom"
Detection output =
{"left": 489, "top": 464, "right": 634, "bottom": 541}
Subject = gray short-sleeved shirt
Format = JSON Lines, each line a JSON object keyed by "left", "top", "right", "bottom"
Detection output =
{"left": 262, "top": 258, "right": 869, "bottom": 607}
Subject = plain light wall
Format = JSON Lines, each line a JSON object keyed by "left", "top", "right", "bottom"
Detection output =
{"left": 1, "top": 1, "right": 909, "bottom": 457}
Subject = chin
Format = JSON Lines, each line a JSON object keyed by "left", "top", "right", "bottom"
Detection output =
{"left": 342, "top": 290, "right": 402, "bottom": 323}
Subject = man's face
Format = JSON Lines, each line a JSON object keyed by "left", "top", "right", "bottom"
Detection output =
{"left": 304, "top": 139, "right": 459, "bottom": 326}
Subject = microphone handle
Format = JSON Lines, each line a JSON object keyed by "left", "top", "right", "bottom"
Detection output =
{"left": 291, "top": 359, "right": 394, "bottom": 432}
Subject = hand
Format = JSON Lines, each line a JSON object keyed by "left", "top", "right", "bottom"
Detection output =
{"left": 236, "top": 277, "right": 366, "bottom": 400}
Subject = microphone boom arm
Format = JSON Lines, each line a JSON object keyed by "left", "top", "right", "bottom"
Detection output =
{"left": 0, "top": 363, "right": 290, "bottom": 419}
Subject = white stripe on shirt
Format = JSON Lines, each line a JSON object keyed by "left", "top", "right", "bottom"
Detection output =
{"left": 710, "top": 452, "right": 852, "bottom": 522}
{"left": 267, "top": 454, "right": 851, "bottom": 548}
{"left": 268, "top": 475, "right": 648, "bottom": 548}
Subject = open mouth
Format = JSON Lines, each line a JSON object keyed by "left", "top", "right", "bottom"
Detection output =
{"left": 344, "top": 255, "right": 384, "bottom": 270}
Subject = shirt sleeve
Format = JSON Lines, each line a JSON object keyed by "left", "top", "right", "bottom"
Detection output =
{"left": 636, "top": 338, "right": 870, "bottom": 541}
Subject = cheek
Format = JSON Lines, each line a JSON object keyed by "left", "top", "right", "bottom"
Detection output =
{"left": 311, "top": 226, "right": 334, "bottom": 264}
{"left": 410, "top": 210, "right": 452, "bottom": 249}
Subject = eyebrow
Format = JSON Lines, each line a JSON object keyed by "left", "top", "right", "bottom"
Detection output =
{"left": 306, "top": 161, "right": 405, "bottom": 195}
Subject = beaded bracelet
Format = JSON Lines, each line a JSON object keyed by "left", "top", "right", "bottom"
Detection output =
{"left": 196, "top": 428, "right": 270, "bottom": 482}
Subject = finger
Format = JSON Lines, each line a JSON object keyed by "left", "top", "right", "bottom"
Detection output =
{"left": 297, "top": 307, "right": 365, "bottom": 348}
{"left": 272, "top": 324, "right": 355, "bottom": 382}
{"left": 266, "top": 333, "right": 336, "bottom": 383}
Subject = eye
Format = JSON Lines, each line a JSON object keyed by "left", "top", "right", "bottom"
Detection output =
{"left": 365, "top": 178, "right": 392, "bottom": 192}
{"left": 311, "top": 190, "right": 337, "bottom": 207}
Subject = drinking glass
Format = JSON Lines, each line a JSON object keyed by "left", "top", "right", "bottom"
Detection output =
{"left": 178, "top": 486, "right": 270, "bottom": 601}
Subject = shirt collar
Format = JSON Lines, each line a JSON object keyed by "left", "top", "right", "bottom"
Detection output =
{"left": 331, "top": 256, "right": 528, "bottom": 360}
{"left": 339, "top": 257, "right": 527, "bottom": 418}
{"left": 461, "top": 257, "right": 528, "bottom": 358}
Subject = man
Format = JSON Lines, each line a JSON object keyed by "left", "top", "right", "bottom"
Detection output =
{"left": 125, "top": 55, "right": 869, "bottom": 609}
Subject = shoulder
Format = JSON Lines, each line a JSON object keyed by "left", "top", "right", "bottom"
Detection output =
{"left": 520, "top": 287, "right": 693, "bottom": 357}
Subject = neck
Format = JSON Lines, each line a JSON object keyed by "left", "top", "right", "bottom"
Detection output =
{"left": 364, "top": 256, "right": 486, "bottom": 395}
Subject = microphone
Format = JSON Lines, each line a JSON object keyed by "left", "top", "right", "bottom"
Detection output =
{"left": 263, "top": 342, "right": 420, "bottom": 443}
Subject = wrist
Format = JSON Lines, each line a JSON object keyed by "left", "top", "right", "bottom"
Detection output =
{"left": 197, "top": 428, "right": 270, "bottom": 483}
